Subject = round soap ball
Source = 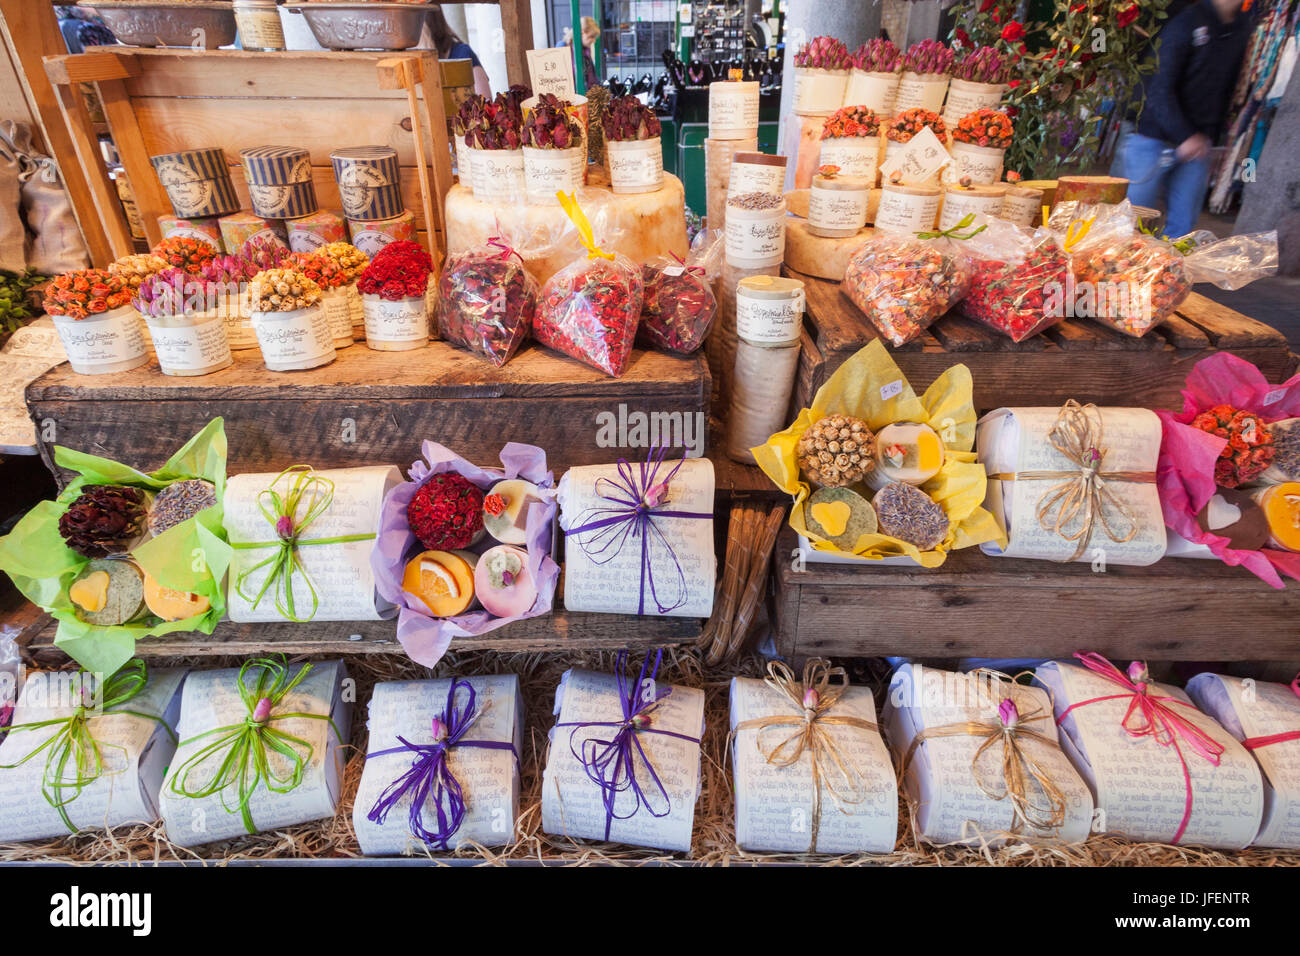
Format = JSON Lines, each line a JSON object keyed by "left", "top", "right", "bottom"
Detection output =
{"left": 148, "top": 479, "right": 218, "bottom": 537}
{"left": 69, "top": 558, "right": 147, "bottom": 626}
{"left": 407, "top": 473, "right": 486, "bottom": 550}
{"left": 797, "top": 414, "right": 878, "bottom": 487}
{"left": 873, "top": 481, "right": 949, "bottom": 550}
{"left": 874, "top": 421, "right": 945, "bottom": 486}
{"left": 1253, "top": 482, "right": 1300, "bottom": 552}
{"left": 475, "top": 545, "right": 539, "bottom": 618}
{"left": 142, "top": 570, "right": 211, "bottom": 622}
{"left": 483, "top": 479, "right": 543, "bottom": 546}
{"left": 805, "top": 486, "right": 877, "bottom": 550}
{"left": 401, "top": 549, "right": 477, "bottom": 617}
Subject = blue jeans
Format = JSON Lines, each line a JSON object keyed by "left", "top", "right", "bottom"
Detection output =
{"left": 1110, "top": 128, "right": 1212, "bottom": 239}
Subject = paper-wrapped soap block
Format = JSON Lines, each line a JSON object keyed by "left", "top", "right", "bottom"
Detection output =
{"left": 353, "top": 676, "right": 523, "bottom": 855}
{"left": 158, "top": 215, "right": 225, "bottom": 252}
{"left": 287, "top": 210, "right": 348, "bottom": 253}
{"left": 558, "top": 457, "right": 716, "bottom": 617}
{"left": 1038, "top": 660, "right": 1263, "bottom": 849}
{"left": 730, "top": 668, "right": 897, "bottom": 853}
{"left": 224, "top": 465, "right": 401, "bottom": 623}
{"left": 160, "top": 659, "right": 350, "bottom": 847}
{"left": 541, "top": 665, "right": 704, "bottom": 851}
{"left": 0, "top": 665, "right": 186, "bottom": 842}
{"left": 885, "top": 663, "right": 1094, "bottom": 845}
{"left": 977, "top": 404, "right": 1166, "bottom": 565}
{"left": 1186, "top": 673, "right": 1300, "bottom": 849}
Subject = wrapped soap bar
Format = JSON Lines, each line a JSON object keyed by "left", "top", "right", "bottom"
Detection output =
{"left": 731, "top": 660, "right": 897, "bottom": 854}
{"left": 541, "top": 652, "right": 704, "bottom": 851}
{"left": 885, "top": 662, "right": 1093, "bottom": 845}
{"left": 438, "top": 239, "right": 538, "bottom": 367}
{"left": 558, "top": 453, "right": 715, "bottom": 618}
{"left": 353, "top": 676, "right": 523, "bottom": 854}
{"left": 218, "top": 212, "right": 287, "bottom": 255}
{"left": 160, "top": 657, "right": 350, "bottom": 847}
{"left": 1038, "top": 657, "right": 1263, "bottom": 849}
{"left": 841, "top": 232, "right": 968, "bottom": 346}
{"left": 286, "top": 210, "right": 348, "bottom": 254}
{"left": 959, "top": 220, "right": 1069, "bottom": 342}
{"left": 978, "top": 403, "right": 1167, "bottom": 565}
{"left": 0, "top": 661, "right": 185, "bottom": 842}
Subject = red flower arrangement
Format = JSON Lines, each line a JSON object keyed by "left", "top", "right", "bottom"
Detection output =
{"left": 291, "top": 251, "right": 348, "bottom": 291}
{"left": 407, "top": 473, "right": 484, "bottom": 550}
{"left": 357, "top": 240, "right": 434, "bottom": 301}
{"left": 952, "top": 108, "right": 1014, "bottom": 149}
{"left": 1117, "top": 4, "right": 1140, "bottom": 29}
{"left": 43, "top": 269, "right": 134, "bottom": 320}
{"left": 821, "top": 105, "right": 880, "bottom": 140}
{"left": 887, "top": 108, "right": 948, "bottom": 144}
{"left": 152, "top": 236, "right": 218, "bottom": 274}
{"left": 1190, "top": 405, "right": 1275, "bottom": 488}
{"left": 1000, "top": 21, "right": 1026, "bottom": 42}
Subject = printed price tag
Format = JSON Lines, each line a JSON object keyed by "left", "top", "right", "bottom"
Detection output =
{"left": 526, "top": 47, "right": 576, "bottom": 100}
{"left": 1265, "top": 388, "right": 1288, "bottom": 406}
{"left": 878, "top": 125, "right": 951, "bottom": 186}
{"left": 880, "top": 379, "right": 904, "bottom": 401}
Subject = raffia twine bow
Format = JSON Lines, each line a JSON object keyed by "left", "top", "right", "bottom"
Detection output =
{"left": 168, "top": 655, "right": 341, "bottom": 835}
{"left": 1059, "top": 652, "right": 1224, "bottom": 844}
{"left": 0, "top": 659, "right": 173, "bottom": 832}
{"left": 669, "top": 251, "right": 706, "bottom": 278}
{"left": 989, "top": 400, "right": 1155, "bottom": 562}
{"left": 730, "top": 659, "right": 879, "bottom": 853}
{"left": 900, "top": 669, "right": 1069, "bottom": 834}
{"left": 366, "top": 679, "right": 518, "bottom": 849}
{"left": 232, "top": 465, "right": 376, "bottom": 623}
{"left": 1241, "top": 672, "right": 1300, "bottom": 752}
{"left": 917, "top": 212, "right": 987, "bottom": 241}
{"left": 553, "top": 649, "right": 701, "bottom": 841}
{"left": 557, "top": 191, "right": 615, "bottom": 261}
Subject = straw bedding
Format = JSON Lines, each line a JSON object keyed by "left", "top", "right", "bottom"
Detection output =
{"left": 2, "top": 647, "right": 1297, "bottom": 867}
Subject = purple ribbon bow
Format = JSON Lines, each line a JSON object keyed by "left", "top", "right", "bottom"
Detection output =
{"left": 554, "top": 650, "right": 700, "bottom": 841}
{"left": 567, "top": 447, "right": 711, "bottom": 615}
{"left": 366, "top": 679, "right": 517, "bottom": 850}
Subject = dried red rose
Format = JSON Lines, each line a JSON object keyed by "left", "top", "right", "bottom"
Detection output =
{"left": 534, "top": 254, "right": 644, "bottom": 376}
{"left": 407, "top": 473, "right": 485, "bottom": 550}
{"left": 1191, "top": 405, "right": 1275, "bottom": 489}
{"left": 438, "top": 245, "right": 538, "bottom": 367}
{"left": 638, "top": 260, "right": 717, "bottom": 354}
{"left": 58, "top": 485, "right": 149, "bottom": 557}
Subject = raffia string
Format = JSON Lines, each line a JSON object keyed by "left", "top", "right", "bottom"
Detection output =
{"left": 0, "top": 659, "right": 173, "bottom": 832}
{"left": 988, "top": 400, "right": 1154, "bottom": 561}
{"left": 916, "top": 212, "right": 987, "bottom": 241}
{"left": 900, "top": 670, "right": 1068, "bottom": 834}
{"left": 1241, "top": 673, "right": 1300, "bottom": 751}
{"left": 731, "top": 659, "right": 879, "bottom": 852}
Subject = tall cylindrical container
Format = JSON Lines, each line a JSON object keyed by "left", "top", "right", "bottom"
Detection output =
{"left": 728, "top": 276, "right": 806, "bottom": 464}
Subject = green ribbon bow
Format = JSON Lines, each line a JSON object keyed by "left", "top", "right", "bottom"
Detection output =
{"left": 0, "top": 659, "right": 174, "bottom": 832}
{"left": 232, "top": 465, "right": 375, "bottom": 623}
{"left": 168, "top": 655, "right": 341, "bottom": 835}
{"left": 917, "top": 212, "right": 989, "bottom": 241}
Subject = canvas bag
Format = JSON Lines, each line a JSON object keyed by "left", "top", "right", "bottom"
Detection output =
{"left": 0, "top": 128, "right": 25, "bottom": 272}
{"left": 0, "top": 121, "right": 89, "bottom": 275}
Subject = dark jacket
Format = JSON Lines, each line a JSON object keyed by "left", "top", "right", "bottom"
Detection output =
{"left": 1137, "top": 0, "right": 1253, "bottom": 145}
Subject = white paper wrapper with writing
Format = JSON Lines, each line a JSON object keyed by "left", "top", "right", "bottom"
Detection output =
{"left": 885, "top": 663, "right": 1093, "bottom": 845}
{"left": 809, "top": 185, "right": 870, "bottom": 232}
{"left": 947, "top": 141, "right": 1005, "bottom": 186}
{"left": 469, "top": 148, "right": 525, "bottom": 201}
{"left": 160, "top": 661, "right": 350, "bottom": 847}
{"left": 1001, "top": 189, "right": 1043, "bottom": 227}
{"left": 0, "top": 668, "right": 186, "bottom": 842}
{"left": 793, "top": 69, "right": 848, "bottom": 116}
{"left": 941, "top": 79, "right": 1007, "bottom": 128}
{"left": 728, "top": 161, "right": 786, "bottom": 198}
{"left": 736, "top": 286, "right": 805, "bottom": 344}
{"left": 725, "top": 208, "right": 786, "bottom": 267}
{"left": 893, "top": 72, "right": 949, "bottom": 113}
{"left": 938, "top": 189, "right": 1004, "bottom": 231}
{"left": 977, "top": 407, "right": 1167, "bottom": 565}
{"left": 607, "top": 139, "right": 664, "bottom": 191}
{"left": 709, "top": 82, "right": 760, "bottom": 138}
{"left": 873, "top": 187, "right": 940, "bottom": 234}
{"left": 1038, "top": 662, "right": 1263, "bottom": 849}
{"left": 320, "top": 287, "right": 354, "bottom": 342}
{"left": 1187, "top": 673, "right": 1300, "bottom": 849}
{"left": 818, "top": 138, "right": 879, "bottom": 181}
{"left": 523, "top": 147, "right": 584, "bottom": 204}
{"left": 225, "top": 465, "right": 400, "bottom": 622}
{"left": 730, "top": 676, "right": 896, "bottom": 853}
{"left": 53, "top": 306, "right": 147, "bottom": 369}
{"left": 558, "top": 458, "right": 716, "bottom": 617}
{"left": 542, "top": 667, "right": 704, "bottom": 851}
{"left": 843, "top": 69, "right": 898, "bottom": 115}
{"left": 353, "top": 676, "right": 523, "bottom": 854}
{"left": 363, "top": 295, "right": 428, "bottom": 344}
{"left": 251, "top": 305, "right": 335, "bottom": 367}
{"left": 146, "top": 315, "right": 232, "bottom": 372}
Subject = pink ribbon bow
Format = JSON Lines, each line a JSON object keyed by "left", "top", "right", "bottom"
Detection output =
{"left": 670, "top": 252, "right": 706, "bottom": 278}
{"left": 1241, "top": 672, "right": 1300, "bottom": 752}
{"left": 487, "top": 236, "right": 523, "bottom": 263}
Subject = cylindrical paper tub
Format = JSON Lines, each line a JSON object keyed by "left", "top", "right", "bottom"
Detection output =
{"left": 941, "top": 78, "right": 1008, "bottom": 128}
{"left": 151, "top": 148, "right": 240, "bottom": 219}
{"left": 938, "top": 183, "right": 1006, "bottom": 231}
{"left": 195, "top": 289, "right": 256, "bottom": 350}
{"left": 249, "top": 180, "right": 318, "bottom": 220}
{"left": 843, "top": 69, "right": 899, "bottom": 115}
{"left": 1054, "top": 175, "right": 1128, "bottom": 207}
{"left": 240, "top": 144, "right": 316, "bottom": 218}
{"left": 362, "top": 294, "right": 428, "bottom": 351}
{"left": 807, "top": 175, "right": 871, "bottom": 238}
{"left": 455, "top": 134, "right": 474, "bottom": 185}
{"left": 736, "top": 275, "right": 805, "bottom": 346}
{"left": 874, "top": 183, "right": 941, "bottom": 234}
{"left": 605, "top": 137, "right": 664, "bottom": 194}
{"left": 233, "top": 0, "right": 284, "bottom": 50}
{"left": 793, "top": 68, "right": 849, "bottom": 117}
{"left": 947, "top": 140, "right": 1005, "bottom": 186}
{"left": 785, "top": 113, "right": 827, "bottom": 191}
{"left": 143, "top": 311, "right": 234, "bottom": 376}
{"left": 1000, "top": 185, "right": 1044, "bottom": 226}
{"left": 523, "top": 146, "right": 585, "bottom": 205}
{"left": 347, "top": 210, "right": 417, "bottom": 257}
{"left": 728, "top": 151, "right": 787, "bottom": 199}
{"left": 52, "top": 306, "right": 149, "bottom": 376}
{"left": 158, "top": 215, "right": 224, "bottom": 252}
{"left": 818, "top": 136, "right": 878, "bottom": 183}
{"left": 331, "top": 146, "right": 402, "bottom": 220}
{"left": 347, "top": 283, "right": 365, "bottom": 339}
{"left": 1019, "top": 179, "right": 1058, "bottom": 208}
{"left": 219, "top": 213, "right": 288, "bottom": 255}
{"left": 728, "top": 339, "right": 801, "bottom": 464}
{"left": 893, "top": 72, "right": 950, "bottom": 114}
{"left": 320, "top": 287, "right": 355, "bottom": 349}
{"left": 725, "top": 196, "right": 787, "bottom": 268}
{"left": 286, "top": 210, "right": 347, "bottom": 253}
{"left": 709, "top": 80, "right": 760, "bottom": 140}
{"left": 706, "top": 136, "right": 758, "bottom": 232}
{"left": 251, "top": 305, "right": 336, "bottom": 371}
{"left": 467, "top": 147, "right": 525, "bottom": 202}
{"left": 708, "top": 261, "right": 780, "bottom": 412}
{"left": 521, "top": 94, "right": 590, "bottom": 171}
{"left": 884, "top": 138, "right": 946, "bottom": 187}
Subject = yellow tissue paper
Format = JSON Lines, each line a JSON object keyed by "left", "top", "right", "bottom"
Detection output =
{"left": 752, "top": 340, "right": 1006, "bottom": 566}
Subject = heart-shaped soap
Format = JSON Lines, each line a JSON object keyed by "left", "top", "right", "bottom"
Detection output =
{"left": 810, "top": 500, "right": 852, "bottom": 537}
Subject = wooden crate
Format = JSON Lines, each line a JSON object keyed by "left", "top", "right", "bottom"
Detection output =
{"left": 771, "top": 530, "right": 1300, "bottom": 662}
{"left": 27, "top": 341, "right": 710, "bottom": 485}
{"left": 791, "top": 268, "right": 1298, "bottom": 412}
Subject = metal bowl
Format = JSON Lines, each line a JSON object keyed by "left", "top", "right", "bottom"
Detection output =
{"left": 82, "top": 2, "right": 238, "bottom": 49}
{"left": 282, "top": 3, "right": 429, "bottom": 51}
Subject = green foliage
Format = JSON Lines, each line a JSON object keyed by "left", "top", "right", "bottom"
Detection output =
{"left": 0, "top": 269, "right": 48, "bottom": 334}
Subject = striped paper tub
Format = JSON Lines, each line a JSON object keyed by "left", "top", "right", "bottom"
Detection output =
{"left": 331, "top": 146, "right": 402, "bottom": 220}
{"left": 151, "top": 148, "right": 240, "bottom": 219}
{"left": 241, "top": 146, "right": 318, "bottom": 219}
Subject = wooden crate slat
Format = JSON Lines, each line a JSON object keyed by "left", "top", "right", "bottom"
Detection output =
{"left": 1157, "top": 312, "right": 1213, "bottom": 349}
{"left": 1045, "top": 318, "right": 1159, "bottom": 351}
{"left": 928, "top": 314, "right": 1023, "bottom": 352}
{"left": 1176, "top": 294, "right": 1287, "bottom": 349}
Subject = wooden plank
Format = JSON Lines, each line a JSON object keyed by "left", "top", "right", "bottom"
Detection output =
{"left": 1155, "top": 312, "right": 1212, "bottom": 350}
{"left": 498, "top": 0, "right": 535, "bottom": 89}
{"left": 1176, "top": 292, "right": 1287, "bottom": 349}
{"left": 416, "top": 50, "right": 454, "bottom": 252}
{"left": 95, "top": 76, "right": 168, "bottom": 252}
{"left": 927, "top": 314, "right": 1013, "bottom": 352}
{"left": 1045, "top": 318, "right": 1159, "bottom": 351}
{"left": 42, "top": 50, "right": 137, "bottom": 87}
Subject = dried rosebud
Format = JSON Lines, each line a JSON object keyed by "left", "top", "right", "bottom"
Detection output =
{"left": 431, "top": 716, "right": 448, "bottom": 742}
{"left": 1126, "top": 661, "right": 1150, "bottom": 685}
{"left": 802, "top": 687, "right": 820, "bottom": 710}
{"left": 998, "top": 698, "right": 1019, "bottom": 727}
{"left": 602, "top": 96, "right": 661, "bottom": 142}
{"left": 631, "top": 712, "right": 652, "bottom": 730}
{"left": 58, "top": 485, "right": 149, "bottom": 558}
{"left": 252, "top": 697, "right": 273, "bottom": 724}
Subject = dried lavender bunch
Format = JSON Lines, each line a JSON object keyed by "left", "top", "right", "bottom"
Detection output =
{"left": 602, "top": 95, "right": 661, "bottom": 142}
{"left": 953, "top": 45, "right": 1012, "bottom": 85}
{"left": 902, "top": 39, "right": 955, "bottom": 76}
{"left": 522, "top": 94, "right": 582, "bottom": 149}
{"left": 853, "top": 38, "right": 902, "bottom": 73}
{"left": 793, "top": 35, "right": 852, "bottom": 71}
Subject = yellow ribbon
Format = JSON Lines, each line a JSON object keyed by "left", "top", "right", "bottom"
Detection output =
{"left": 730, "top": 659, "right": 879, "bottom": 853}
{"left": 556, "top": 191, "right": 615, "bottom": 261}
{"left": 989, "top": 400, "right": 1154, "bottom": 562}
{"left": 1063, "top": 216, "right": 1095, "bottom": 252}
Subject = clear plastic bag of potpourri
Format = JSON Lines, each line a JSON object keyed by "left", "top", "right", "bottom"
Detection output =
{"left": 638, "top": 243, "right": 719, "bottom": 355}
{"left": 534, "top": 252, "right": 644, "bottom": 376}
{"left": 958, "top": 220, "right": 1070, "bottom": 342}
{"left": 438, "top": 238, "right": 539, "bottom": 366}
{"left": 1072, "top": 233, "right": 1190, "bottom": 337}
{"left": 842, "top": 233, "right": 970, "bottom": 346}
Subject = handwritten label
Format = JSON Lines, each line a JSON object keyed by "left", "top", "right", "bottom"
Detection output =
{"left": 873, "top": 188, "right": 940, "bottom": 234}
{"left": 948, "top": 141, "right": 1004, "bottom": 186}
{"left": 728, "top": 161, "right": 785, "bottom": 198}
{"left": 606, "top": 139, "right": 663, "bottom": 190}
{"left": 818, "top": 138, "right": 878, "bottom": 180}
{"left": 879, "top": 126, "right": 950, "bottom": 186}
{"left": 363, "top": 296, "right": 428, "bottom": 344}
{"left": 252, "top": 305, "right": 335, "bottom": 369}
{"left": 736, "top": 288, "right": 805, "bottom": 344}
{"left": 147, "top": 315, "right": 232, "bottom": 372}
{"left": 526, "top": 47, "right": 576, "bottom": 100}
{"left": 808, "top": 186, "right": 869, "bottom": 232}
{"left": 523, "top": 147, "right": 584, "bottom": 202}
{"left": 709, "top": 82, "right": 759, "bottom": 136}
{"left": 880, "top": 379, "right": 904, "bottom": 402}
{"left": 54, "top": 307, "right": 147, "bottom": 371}
{"left": 725, "top": 210, "right": 786, "bottom": 266}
